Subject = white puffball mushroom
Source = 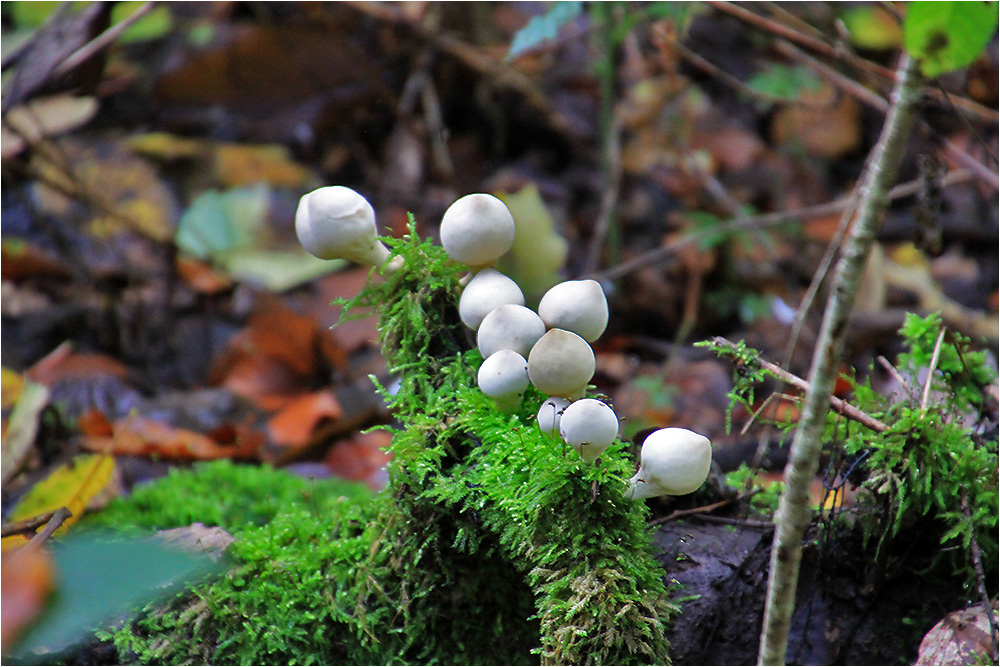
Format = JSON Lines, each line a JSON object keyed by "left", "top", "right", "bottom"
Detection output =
{"left": 526, "top": 328, "right": 595, "bottom": 399}
{"left": 537, "top": 396, "right": 571, "bottom": 436}
{"left": 478, "top": 349, "right": 530, "bottom": 410}
{"left": 559, "top": 398, "right": 619, "bottom": 462}
{"left": 440, "top": 193, "right": 516, "bottom": 267}
{"left": 477, "top": 304, "right": 546, "bottom": 359}
{"left": 537, "top": 280, "right": 609, "bottom": 343}
{"left": 626, "top": 427, "right": 713, "bottom": 499}
{"left": 459, "top": 268, "right": 525, "bottom": 330}
{"left": 295, "top": 186, "right": 401, "bottom": 271}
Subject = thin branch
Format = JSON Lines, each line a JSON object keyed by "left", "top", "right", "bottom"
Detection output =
{"left": 960, "top": 488, "right": 999, "bottom": 663}
{"left": 9, "top": 507, "right": 73, "bottom": 561}
{"left": 712, "top": 337, "right": 890, "bottom": 434}
{"left": 758, "top": 54, "right": 922, "bottom": 666}
{"left": 877, "top": 355, "right": 918, "bottom": 402}
{"left": 1, "top": 509, "right": 60, "bottom": 538}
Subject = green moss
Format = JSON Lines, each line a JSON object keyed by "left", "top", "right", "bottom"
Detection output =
{"left": 96, "top": 220, "right": 677, "bottom": 665}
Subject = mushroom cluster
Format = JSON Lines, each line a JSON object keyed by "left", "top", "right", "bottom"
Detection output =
{"left": 295, "top": 186, "right": 712, "bottom": 496}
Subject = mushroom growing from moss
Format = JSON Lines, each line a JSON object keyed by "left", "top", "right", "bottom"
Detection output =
{"left": 537, "top": 279, "right": 609, "bottom": 343}
{"left": 459, "top": 268, "right": 525, "bottom": 330}
{"left": 626, "top": 427, "right": 712, "bottom": 499}
{"left": 440, "top": 193, "right": 516, "bottom": 268}
{"left": 295, "top": 186, "right": 401, "bottom": 271}
{"left": 537, "top": 396, "right": 571, "bottom": 436}
{"left": 526, "top": 328, "right": 595, "bottom": 399}
{"left": 478, "top": 349, "right": 530, "bottom": 410}
{"left": 477, "top": 304, "right": 546, "bottom": 358}
{"left": 559, "top": 398, "right": 619, "bottom": 462}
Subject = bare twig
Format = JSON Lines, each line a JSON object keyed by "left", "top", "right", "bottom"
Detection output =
{"left": 877, "top": 356, "right": 918, "bottom": 402}
{"left": 712, "top": 336, "right": 890, "bottom": 434}
{"left": 9, "top": 507, "right": 73, "bottom": 561}
{"left": 1, "top": 509, "right": 60, "bottom": 538}
{"left": 648, "top": 493, "right": 752, "bottom": 527}
{"left": 960, "top": 488, "right": 999, "bottom": 662}
{"left": 920, "top": 327, "right": 948, "bottom": 411}
{"left": 53, "top": 1, "right": 156, "bottom": 78}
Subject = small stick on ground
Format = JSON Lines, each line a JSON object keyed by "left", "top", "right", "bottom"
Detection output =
{"left": 1, "top": 509, "right": 60, "bottom": 538}
{"left": 9, "top": 507, "right": 73, "bottom": 561}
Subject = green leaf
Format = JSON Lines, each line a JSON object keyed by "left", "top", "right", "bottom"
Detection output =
{"left": 110, "top": 2, "right": 173, "bottom": 44}
{"left": 11, "top": 535, "right": 220, "bottom": 658}
{"left": 841, "top": 5, "right": 903, "bottom": 50}
{"left": 506, "top": 1, "right": 584, "bottom": 61}
{"left": 904, "top": 1, "right": 999, "bottom": 78}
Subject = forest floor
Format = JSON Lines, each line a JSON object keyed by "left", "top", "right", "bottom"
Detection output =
{"left": 1, "top": 2, "right": 997, "bottom": 665}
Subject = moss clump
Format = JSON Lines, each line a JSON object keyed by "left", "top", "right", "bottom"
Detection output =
{"left": 97, "top": 221, "right": 677, "bottom": 665}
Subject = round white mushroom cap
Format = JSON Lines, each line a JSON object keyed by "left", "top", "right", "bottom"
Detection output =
{"left": 526, "top": 328, "right": 595, "bottom": 399}
{"left": 559, "top": 398, "right": 619, "bottom": 462}
{"left": 537, "top": 279, "right": 609, "bottom": 343}
{"left": 477, "top": 304, "right": 546, "bottom": 358}
{"left": 537, "top": 396, "right": 571, "bottom": 436}
{"left": 478, "top": 349, "right": 530, "bottom": 410}
{"left": 440, "top": 193, "right": 516, "bottom": 266}
{"left": 295, "top": 186, "right": 394, "bottom": 268}
{"left": 459, "top": 268, "right": 525, "bottom": 330}
{"left": 626, "top": 427, "right": 712, "bottom": 499}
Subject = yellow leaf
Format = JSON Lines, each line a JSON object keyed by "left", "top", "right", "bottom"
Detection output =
{"left": 1, "top": 367, "right": 25, "bottom": 410}
{"left": 1, "top": 454, "right": 115, "bottom": 552}
{"left": 1, "top": 380, "right": 49, "bottom": 484}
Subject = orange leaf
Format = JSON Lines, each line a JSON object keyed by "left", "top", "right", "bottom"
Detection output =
{"left": 1, "top": 547, "right": 53, "bottom": 650}
{"left": 267, "top": 391, "right": 342, "bottom": 450}
{"left": 324, "top": 431, "right": 392, "bottom": 490}
{"left": 82, "top": 415, "right": 261, "bottom": 461}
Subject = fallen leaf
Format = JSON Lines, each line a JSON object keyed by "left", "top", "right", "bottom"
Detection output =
{"left": 324, "top": 430, "right": 392, "bottom": 490}
{"left": 1, "top": 94, "right": 99, "bottom": 159}
{"left": 30, "top": 138, "right": 177, "bottom": 243}
{"left": 0, "top": 546, "right": 54, "bottom": 651}
{"left": 27, "top": 343, "right": 129, "bottom": 387}
{"left": 2, "top": 367, "right": 26, "bottom": 410}
{"left": 1, "top": 380, "right": 50, "bottom": 484}
{"left": 495, "top": 183, "right": 568, "bottom": 301}
{"left": 1, "top": 454, "right": 115, "bottom": 551}
{"left": 82, "top": 415, "right": 262, "bottom": 461}
{"left": 212, "top": 143, "right": 313, "bottom": 188}
{"left": 770, "top": 84, "right": 862, "bottom": 160}
{"left": 176, "top": 257, "right": 233, "bottom": 295}
{"left": 0, "top": 239, "right": 72, "bottom": 281}
{"left": 267, "top": 391, "right": 342, "bottom": 451}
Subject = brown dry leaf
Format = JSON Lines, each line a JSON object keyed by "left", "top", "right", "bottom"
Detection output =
{"left": 770, "top": 84, "right": 862, "bottom": 160}
{"left": 176, "top": 256, "right": 233, "bottom": 295}
{"left": 1, "top": 95, "right": 99, "bottom": 159}
{"left": 267, "top": 390, "right": 342, "bottom": 451}
{"left": 916, "top": 603, "right": 998, "bottom": 666}
{"left": 314, "top": 268, "right": 380, "bottom": 352}
{"left": 27, "top": 343, "right": 129, "bottom": 387}
{"left": 0, "top": 546, "right": 54, "bottom": 651}
{"left": 0, "top": 239, "right": 72, "bottom": 281}
{"left": 82, "top": 415, "right": 262, "bottom": 461}
{"left": 210, "top": 303, "right": 339, "bottom": 410}
{"left": 324, "top": 430, "right": 392, "bottom": 490}
{"left": 1, "top": 454, "right": 115, "bottom": 551}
